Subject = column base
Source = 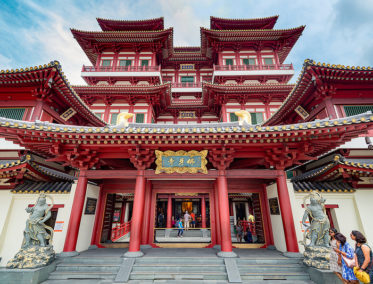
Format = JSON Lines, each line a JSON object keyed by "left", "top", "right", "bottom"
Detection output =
{"left": 266, "top": 245, "right": 276, "bottom": 250}
{"left": 88, "top": 245, "right": 98, "bottom": 250}
{"left": 283, "top": 252, "right": 302, "bottom": 258}
{"left": 217, "top": 251, "right": 237, "bottom": 258}
{"left": 58, "top": 251, "right": 79, "bottom": 258}
{"left": 123, "top": 251, "right": 144, "bottom": 258}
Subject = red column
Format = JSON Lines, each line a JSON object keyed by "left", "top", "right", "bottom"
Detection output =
{"left": 63, "top": 171, "right": 88, "bottom": 253}
{"left": 325, "top": 97, "right": 337, "bottom": 119}
{"left": 125, "top": 169, "right": 146, "bottom": 257}
{"left": 214, "top": 182, "right": 221, "bottom": 245}
{"left": 201, "top": 196, "right": 206, "bottom": 228}
{"left": 216, "top": 170, "right": 235, "bottom": 257}
{"left": 30, "top": 99, "right": 44, "bottom": 121}
{"left": 120, "top": 200, "right": 126, "bottom": 223}
{"left": 166, "top": 194, "right": 172, "bottom": 228}
{"left": 141, "top": 180, "right": 152, "bottom": 244}
{"left": 276, "top": 172, "right": 299, "bottom": 252}
{"left": 262, "top": 184, "right": 274, "bottom": 246}
{"left": 90, "top": 184, "right": 104, "bottom": 247}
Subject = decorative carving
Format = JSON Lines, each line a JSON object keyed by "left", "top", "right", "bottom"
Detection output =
{"left": 300, "top": 191, "right": 331, "bottom": 270}
{"left": 7, "top": 193, "right": 55, "bottom": 268}
{"left": 116, "top": 112, "right": 134, "bottom": 127}
{"left": 234, "top": 110, "right": 252, "bottom": 125}
{"left": 129, "top": 147, "right": 154, "bottom": 170}
{"left": 209, "top": 147, "right": 235, "bottom": 171}
{"left": 155, "top": 150, "right": 208, "bottom": 174}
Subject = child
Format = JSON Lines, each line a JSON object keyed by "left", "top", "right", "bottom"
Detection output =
{"left": 177, "top": 218, "right": 184, "bottom": 238}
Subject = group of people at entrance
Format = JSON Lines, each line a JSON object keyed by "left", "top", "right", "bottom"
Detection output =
{"left": 329, "top": 229, "right": 373, "bottom": 283}
{"left": 234, "top": 217, "right": 255, "bottom": 243}
{"left": 175, "top": 211, "right": 196, "bottom": 238}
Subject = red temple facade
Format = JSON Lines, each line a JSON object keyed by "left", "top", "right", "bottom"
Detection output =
{"left": 1, "top": 16, "right": 373, "bottom": 262}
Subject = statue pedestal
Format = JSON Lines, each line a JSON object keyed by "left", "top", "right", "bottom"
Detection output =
{"left": 7, "top": 246, "right": 55, "bottom": 269}
{"left": 0, "top": 261, "right": 56, "bottom": 284}
{"left": 303, "top": 246, "right": 330, "bottom": 270}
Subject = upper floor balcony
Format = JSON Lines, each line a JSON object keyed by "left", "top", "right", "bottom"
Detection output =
{"left": 212, "top": 63, "right": 294, "bottom": 81}
{"left": 81, "top": 65, "right": 162, "bottom": 80}
{"left": 171, "top": 82, "right": 202, "bottom": 93}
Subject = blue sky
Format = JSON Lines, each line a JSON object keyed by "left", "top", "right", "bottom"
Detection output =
{"left": 0, "top": 0, "right": 373, "bottom": 85}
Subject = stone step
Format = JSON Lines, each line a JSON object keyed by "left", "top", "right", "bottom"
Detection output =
{"left": 135, "top": 257, "right": 224, "bottom": 265}
{"left": 55, "top": 263, "right": 120, "bottom": 272}
{"left": 237, "top": 258, "right": 302, "bottom": 265}
{"left": 238, "top": 265, "right": 305, "bottom": 273}
{"left": 48, "top": 271, "right": 116, "bottom": 280}
{"left": 58, "top": 257, "right": 122, "bottom": 264}
{"left": 240, "top": 271, "right": 311, "bottom": 281}
{"left": 132, "top": 264, "right": 226, "bottom": 273}
{"left": 129, "top": 272, "right": 228, "bottom": 281}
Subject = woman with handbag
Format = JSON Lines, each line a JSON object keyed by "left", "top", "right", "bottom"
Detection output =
{"left": 330, "top": 229, "right": 343, "bottom": 282}
{"left": 334, "top": 233, "right": 359, "bottom": 283}
{"left": 351, "top": 230, "right": 373, "bottom": 283}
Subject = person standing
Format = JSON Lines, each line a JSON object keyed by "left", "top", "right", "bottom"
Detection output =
{"left": 351, "top": 230, "right": 373, "bottom": 283}
{"left": 334, "top": 233, "right": 359, "bottom": 283}
{"left": 190, "top": 212, "right": 196, "bottom": 228}
{"left": 177, "top": 218, "right": 184, "bottom": 238}
{"left": 236, "top": 222, "right": 243, "bottom": 243}
{"left": 329, "top": 228, "right": 343, "bottom": 282}
{"left": 184, "top": 211, "right": 191, "bottom": 231}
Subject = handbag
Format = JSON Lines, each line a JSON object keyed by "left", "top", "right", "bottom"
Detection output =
{"left": 342, "top": 254, "right": 356, "bottom": 268}
{"left": 353, "top": 267, "right": 370, "bottom": 284}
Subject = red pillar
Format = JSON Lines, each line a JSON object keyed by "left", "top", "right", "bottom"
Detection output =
{"left": 216, "top": 170, "right": 236, "bottom": 257}
{"left": 141, "top": 180, "right": 152, "bottom": 244}
{"left": 201, "top": 195, "right": 206, "bottom": 228}
{"left": 30, "top": 99, "right": 44, "bottom": 121}
{"left": 276, "top": 172, "right": 299, "bottom": 252}
{"left": 63, "top": 171, "right": 88, "bottom": 253}
{"left": 214, "top": 182, "right": 221, "bottom": 245}
{"left": 120, "top": 200, "right": 126, "bottom": 223}
{"left": 166, "top": 194, "right": 172, "bottom": 228}
{"left": 125, "top": 169, "right": 146, "bottom": 257}
{"left": 90, "top": 184, "right": 104, "bottom": 247}
{"left": 325, "top": 96, "right": 337, "bottom": 119}
{"left": 262, "top": 184, "right": 274, "bottom": 246}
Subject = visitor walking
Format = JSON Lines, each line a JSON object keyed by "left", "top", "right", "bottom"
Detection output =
{"left": 334, "top": 233, "right": 359, "bottom": 283}
{"left": 351, "top": 230, "right": 373, "bottom": 283}
{"left": 236, "top": 222, "right": 243, "bottom": 242}
{"left": 184, "top": 211, "right": 191, "bottom": 231}
{"left": 177, "top": 218, "right": 184, "bottom": 238}
{"left": 329, "top": 228, "right": 343, "bottom": 282}
{"left": 190, "top": 212, "right": 196, "bottom": 228}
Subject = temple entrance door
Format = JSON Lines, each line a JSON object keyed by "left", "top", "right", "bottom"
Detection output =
{"left": 101, "top": 193, "right": 115, "bottom": 243}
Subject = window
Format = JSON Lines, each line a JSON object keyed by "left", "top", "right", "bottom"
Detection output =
{"left": 119, "top": 60, "right": 132, "bottom": 67}
{"left": 141, "top": 60, "right": 149, "bottom": 66}
{"left": 180, "top": 76, "right": 194, "bottom": 83}
{"left": 0, "top": 108, "right": 25, "bottom": 120}
{"left": 225, "top": 59, "right": 234, "bottom": 65}
{"left": 264, "top": 58, "right": 274, "bottom": 65}
{"left": 101, "top": 60, "right": 111, "bottom": 66}
{"left": 250, "top": 112, "right": 264, "bottom": 125}
{"left": 111, "top": 113, "right": 119, "bottom": 124}
{"left": 243, "top": 58, "right": 256, "bottom": 65}
{"left": 230, "top": 113, "right": 238, "bottom": 122}
{"left": 94, "top": 113, "right": 103, "bottom": 119}
{"left": 344, "top": 105, "right": 373, "bottom": 117}
{"left": 135, "top": 113, "right": 145, "bottom": 123}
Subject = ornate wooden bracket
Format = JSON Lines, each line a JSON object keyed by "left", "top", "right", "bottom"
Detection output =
{"left": 209, "top": 147, "right": 235, "bottom": 171}
{"left": 129, "top": 147, "right": 155, "bottom": 170}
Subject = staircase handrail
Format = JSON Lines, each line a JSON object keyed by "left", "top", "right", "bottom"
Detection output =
{"left": 111, "top": 220, "right": 132, "bottom": 242}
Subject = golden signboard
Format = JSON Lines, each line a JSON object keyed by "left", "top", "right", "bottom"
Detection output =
{"left": 295, "top": 105, "right": 309, "bottom": 120}
{"left": 155, "top": 150, "right": 208, "bottom": 174}
{"left": 60, "top": 107, "right": 77, "bottom": 121}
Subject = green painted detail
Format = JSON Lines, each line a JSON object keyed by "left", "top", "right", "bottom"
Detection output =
{"left": 0, "top": 108, "right": 25, "bottom": 120}
{"left": 180, "top": 76, "right": 194, "bottom": 83}
{"left": 101, "top": 60, "right": 111, "bottom": 66}
{"left": 225, "top": 59, "right": 233, "bottom": 65}
{"left": 151, "top": 117, "right": 155, "bottom": 123}
{"left": 141, "top": 60, "right": 149, "bottom": 66}
{"left": 344, "top": 105, "right": 373, "bottom": 117}
{"left": 243, "top": 58, "right": 255, "bottom": 65}
{"left": 251, "top": 112, "right": 264, "bottom": 125}
{"left": 119, "top": 60, "right": 132, "bottom": 67}
{"left": 264, "top": 58, "right": 274, "bottom": 65}
{"left": 136, "top": 113, "right": 145, "bottom": 123}
{"left": 286, "top": 171, "right": 294, "bottom": 179}
{"left": 230, "top": 113, "right": 238, "bottom": 122}
{"left": 111, "top": 113, "right": 118, "bottom": 124}
{"left": 94, "top": 113, "right": 103, "bottom": 119}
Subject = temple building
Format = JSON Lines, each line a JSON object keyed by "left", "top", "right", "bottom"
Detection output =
{"left": 0, "top": 15, "right": 373, "bottom": 264}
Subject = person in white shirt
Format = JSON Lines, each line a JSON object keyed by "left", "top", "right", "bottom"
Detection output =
{"left": 184, "top": 211, "right": 191, "bottom": 231}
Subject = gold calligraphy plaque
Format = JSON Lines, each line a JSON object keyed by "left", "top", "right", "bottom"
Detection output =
{"left": 155, "top": 150, "right": 208, "bottom": 174}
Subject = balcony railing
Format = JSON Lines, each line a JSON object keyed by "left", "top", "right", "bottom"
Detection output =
{"left": 111, "top": 220, "right": 132, "bottom": 242}
{"left": 171, "top": 82, "right": 202, "bottom": 88}
{"left": 213, "top": 64, "right": 293, "bottom": 71}
{"left": 82, "top": 65, "right": 161, "bottom": 72}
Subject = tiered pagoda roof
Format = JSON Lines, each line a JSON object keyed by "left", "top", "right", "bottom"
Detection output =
{"left": 210, "top": 16, "right": 279, "bottom": 30}
{"left": 0, "top": 61, "right": 106, "bottom": 127}
{"left": 265, "top": 60, "right": 373, "bottom": 126}
{"left": 97, "top": 17, "right": 164, "bottom": 31}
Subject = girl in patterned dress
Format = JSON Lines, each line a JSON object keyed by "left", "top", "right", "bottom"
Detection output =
{"left": 329, "top": 228, "right": 343, "bottom": 282}
{"left": 334, "top": 233, "right": 358, "bottom": 283}
{"left": 351, "top": 231, "right": 373, "bottom": 283}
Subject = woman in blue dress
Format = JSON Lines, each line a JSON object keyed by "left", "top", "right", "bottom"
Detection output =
{"left": 334, "top": 233, "right": 358, "bottom": 283}
{"left": 351, "top": 230, "right": 373, "bottom": 283}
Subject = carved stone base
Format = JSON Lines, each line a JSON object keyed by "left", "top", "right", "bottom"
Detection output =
{"left": 217, "top": 251, "right": 237, "bottom": 258}
{"left": 123, "top": 251, "right": 144, "bottom": 258}
{"left": 303, "top": 246, "right": 330, "bottom": 270}
{"left": 6, "top": 246, "right": 55, "bottom": 269}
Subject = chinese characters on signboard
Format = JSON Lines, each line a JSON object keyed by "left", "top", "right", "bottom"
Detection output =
{"left": 155, "top": 150, "right": 208, "bottom": 174}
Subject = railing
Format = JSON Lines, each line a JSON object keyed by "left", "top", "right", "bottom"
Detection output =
{"left": 82, "top": 65, "right": 161, "bottom": 72}
{"left": 171, "top": 82, "right": 202, "bottom": 88}
{"left": 213, "top": 64, "right": 293, "bottom": 71}
{"left": 111, "top": 220, "right": 132, "bottom": 242}
{"left": 240, "top": 221, "right": 256, "bottom": 236}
